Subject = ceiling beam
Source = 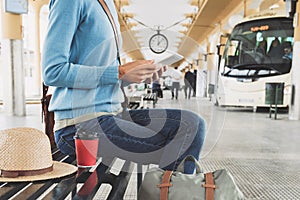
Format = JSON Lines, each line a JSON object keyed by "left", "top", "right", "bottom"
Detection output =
{"left": 115, "top": 2, "right": 144, "bottom": 60}
{"left": 178, "top": 0, "right": 242, "bottom": 59}
{"left": 260, "top": 0, "right": 284, "bottom": 11}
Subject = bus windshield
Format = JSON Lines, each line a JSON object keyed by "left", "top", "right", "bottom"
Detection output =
{"left": 222, "top": 17, "right": 294, "bottom": 79}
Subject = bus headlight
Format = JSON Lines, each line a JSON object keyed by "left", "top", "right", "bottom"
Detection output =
{"left": 284, "top": 85, "right": 292, "bottom": 95}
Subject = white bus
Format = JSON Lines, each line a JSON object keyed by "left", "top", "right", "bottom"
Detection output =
{"left": 215, "top": 9, "right": 294, "bottom": 110}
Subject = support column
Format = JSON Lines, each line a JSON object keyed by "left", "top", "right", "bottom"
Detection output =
{"left": 1, "top": 6, "right": 26, "bottom": 116}
{"left": 289, "top": 1, "right": 300, "bottom": 120}
{"left": 29, "top": 0, "right": 49, "bottom": 96}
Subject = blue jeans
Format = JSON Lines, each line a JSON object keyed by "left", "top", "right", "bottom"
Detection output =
{"left": 54, "top": 109, "right": 206, "bottom": 174}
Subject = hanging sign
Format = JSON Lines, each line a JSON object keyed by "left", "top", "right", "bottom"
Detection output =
{"left": 5, "top": 0, "right": 28, "bottom": 14}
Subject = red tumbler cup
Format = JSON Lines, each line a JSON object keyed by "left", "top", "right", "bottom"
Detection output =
{"left": 74, "top": 136, "right": 99, "bottom": 168}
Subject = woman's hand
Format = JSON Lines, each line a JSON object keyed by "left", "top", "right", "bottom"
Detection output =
{"left": 119, "top": 60, "right": 157, "bottom": 83}
{"left": 144, "top": 64, "right": 166, "bottom": 84}
{"left": 155, "top": 64, "right": 168, "bottom": 79}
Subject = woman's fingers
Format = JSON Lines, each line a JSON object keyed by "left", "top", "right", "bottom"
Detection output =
{"left": 152, "top": 72, "right": 159, "bottom": 81}
{"left": 120, "top": 60, "right": 158, "bottom": 83}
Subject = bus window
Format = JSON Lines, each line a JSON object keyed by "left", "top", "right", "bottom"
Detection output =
{"left": 222, "top": 17, "right": 294, "bottom": 77}
{"left": 226, "top": 40, "right": 239, "bottom": 66}
{"left": 227, "top": 40, "right": 239, "bottom": 56}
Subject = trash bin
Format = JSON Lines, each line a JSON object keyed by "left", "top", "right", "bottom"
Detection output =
{"left": 208, "top": 84, "right": 215, "bottom": 94}
{"left": 265, "top": 82, "right": 284, "bottom": 105}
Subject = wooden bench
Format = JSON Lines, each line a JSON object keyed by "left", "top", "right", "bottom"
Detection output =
{"left": 128, "top": 93, "right": 157, "bottom": 109}
{"left": 142, "top": 93, "right": 157, "bottom": 108}
{"left": 0, "top": 148, "right": 139, "bottom": 199}
{"left": 128, "top": 96, "right": 143, "bottom": 110}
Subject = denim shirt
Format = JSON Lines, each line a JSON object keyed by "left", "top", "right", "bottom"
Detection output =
{"left": 42, "top": 0, "right": 123, "bottom": 120}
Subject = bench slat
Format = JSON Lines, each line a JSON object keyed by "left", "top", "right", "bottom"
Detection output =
{"left": 0, "top": 182, "right": 29, "bottom": 199}
{"left": 42, "top": 175, "right": 77, "bottom": 200}
{"left": 14, "top": 182, "right": 53, "bottom": 200}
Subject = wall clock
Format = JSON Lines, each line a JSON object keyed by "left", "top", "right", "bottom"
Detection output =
{"left": 149, "top": 31, "right": 168, "bottom": 54}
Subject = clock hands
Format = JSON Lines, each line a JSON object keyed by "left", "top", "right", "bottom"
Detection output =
{"left": 157, "top": 37, "right": 162, "bottom": 46}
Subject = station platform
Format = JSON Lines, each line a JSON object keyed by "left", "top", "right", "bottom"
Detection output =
{"left": 1, "top": 91, "right": 299, "bottom": 200}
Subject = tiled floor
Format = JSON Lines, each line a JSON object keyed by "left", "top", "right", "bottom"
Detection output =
{"left": 1, "top": 91, "right": 300, "bottom": 199}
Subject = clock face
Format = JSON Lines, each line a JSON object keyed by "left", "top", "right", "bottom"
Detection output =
{"left": 149, "top": 33, "right": 168, "bottom": 54}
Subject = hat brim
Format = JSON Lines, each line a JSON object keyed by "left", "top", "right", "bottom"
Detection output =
{"left": 0, "top": 161, "right": 77, "bottom": 182}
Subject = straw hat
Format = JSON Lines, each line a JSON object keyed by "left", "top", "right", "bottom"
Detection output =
{"left": 0, "top": 127, "right": 77, "bottom": 182}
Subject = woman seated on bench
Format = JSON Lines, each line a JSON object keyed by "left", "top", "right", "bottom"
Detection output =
{"left": 42, "top": 0, "right": 206, "bottom": 174}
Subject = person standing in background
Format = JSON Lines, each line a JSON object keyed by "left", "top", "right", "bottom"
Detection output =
{"left": 192, "top": 69, "right": 197, "bottom": 97}
{"left": 184, "top": 67, "right": 194, "bottom": 99}
{"left": 152, "top": 79, "right": 163, "bottom": 98}
{"left": 170, "top": 67, "right": 181, "bottom": 100}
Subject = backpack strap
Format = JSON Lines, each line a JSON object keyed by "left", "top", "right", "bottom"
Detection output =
{"left": 97, "top": 0, "right": 120, "bottom": 63}
{"left": 157, "top": 170, "right": 173, "bottom": 200}
{"left": 203, "top": 172, "right": 216, "bottom": 200}
{"left": 97, "top": 0, "right": 128, "bottom": 109}
{"left": 41, "top": 83, "right": 56, "bottom": 148}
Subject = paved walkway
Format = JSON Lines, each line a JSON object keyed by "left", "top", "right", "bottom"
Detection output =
{"left": 1, "top": 92, "right": 299, "bottom": 199}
